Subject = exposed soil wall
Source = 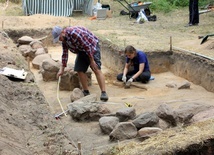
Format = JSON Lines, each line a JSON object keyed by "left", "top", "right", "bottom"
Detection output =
{"left": 175, "top": 138, "right": 214, "bottom": 155}
{"left": 100, "top": 40, "right": 214, "bottom": 93}
{"left": 169, "top": 51, "right": 214, "bottom": 92}
{"left": 2, "top": 25, "right": 214, "bottom": 155}
{"left": 101, "top": 39, "right": 173, "bottom": 74}
{"left": 5, "top": 28, "right": 214, "bottom": 93}
{"left": 146, "top": 51, "right": 173, "bottom": 73}
{"left": 100, "top": 40, "right": 125, "bottom": 73}
{"left": 4, "top": 29, "right": 52, "bottom": 43}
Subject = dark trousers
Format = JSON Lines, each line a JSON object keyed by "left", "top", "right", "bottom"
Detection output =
{"left": 189, "top": 0, "right": 199, "bottom": 25}
{"left": 117, "top": 70, "right": 151, "bottom": 83}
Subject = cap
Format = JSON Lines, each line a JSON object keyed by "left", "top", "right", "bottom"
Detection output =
{"left": 52, "top": 26, "right": 63, "bottom": 43}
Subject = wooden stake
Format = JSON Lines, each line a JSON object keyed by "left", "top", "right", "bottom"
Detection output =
{"left": 2, "top": 21, "right": 4, "bottom": 30}
{"left": 69, "top": 19, "right": 71, "bottom": 27}
{"left": 170, "top": 36, "right": 172, "bottom": 51}
{"left": 123, "top": 39, "right": 126, "bottom": 47}
{"left": 117, "top": 140, "right": 121, "bottom": 153}
{"left": 78, "top": 141, "right": 82, "bottom": 155}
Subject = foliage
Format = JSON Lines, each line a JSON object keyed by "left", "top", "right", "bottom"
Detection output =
{"left": 148, "top": 0, "right": 212, "bottom": 13}
{"left": 0, "top": 0, "right": 23, "bottom": 16}
{"left": 5, "top": 6, "right": 24, "bottom": 16}
{"left": 173, "top": 0, "right": 189, "bottom": 7}
{"left": 11, "top": 0, "right": 21, "bottom": 3}
{"left": 0, "top": 0, "right": 21, "bottom": 3}
{"left": 149, "top": 0, "right": 173, "bottom": 13}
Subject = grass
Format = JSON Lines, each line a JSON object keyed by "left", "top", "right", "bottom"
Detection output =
{"left": 0, "top": 1, "right": 23, "bottom": 16}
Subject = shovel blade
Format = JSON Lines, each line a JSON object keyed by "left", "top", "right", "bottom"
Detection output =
{"left": 201, "top": 35, "right": 209, "bottom": 44}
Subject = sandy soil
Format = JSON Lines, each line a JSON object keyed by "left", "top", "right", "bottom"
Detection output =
{"left": 0, "top": 1, "right": 214, "bottom": 154}
{"left": 29, "top": 46, "right": 214, "bottom": 154}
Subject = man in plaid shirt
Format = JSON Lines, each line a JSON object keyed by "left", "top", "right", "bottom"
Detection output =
{"left": 52, "top": 26, "right": 108, "bottom": 101}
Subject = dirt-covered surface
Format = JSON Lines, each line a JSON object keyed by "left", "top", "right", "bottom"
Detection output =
{"left": 0, "top": 1, "right": 214, "bottom": 155}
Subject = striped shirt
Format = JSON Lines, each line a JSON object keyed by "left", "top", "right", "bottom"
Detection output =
{"left": 61, "top": 26, "right": 98, "bottom": 67}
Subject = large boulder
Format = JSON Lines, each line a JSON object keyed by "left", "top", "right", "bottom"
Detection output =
{"left": 67, "top": 94, "right": 110, "bottom": 121}
{"left": 132, "top": 112, "right": 159, "bottom": 129}
{"left": 70, "top": 88, "right": 84, "bottom": 102}
{"left": 32, "top": 53, "right": 52, "bottom": 70}
{"left": 99, "top": 116, "right": 119, "bottom": 134}
{"left": 17, "top": 36, "right": 34, "bottom": 44}
{"left": 109, "top": 122, "right": 138, "bottom": 141}
{"left": 40, "top": 58, "right": 61, "bottom": 81}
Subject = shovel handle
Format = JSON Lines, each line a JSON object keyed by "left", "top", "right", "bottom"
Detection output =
{"left": 198, "top": 34, "right": 214, "bottom": 39}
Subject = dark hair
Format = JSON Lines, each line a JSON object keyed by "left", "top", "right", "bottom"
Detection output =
{"left": 125, "top": 45, "right": 136, "bottom": 54}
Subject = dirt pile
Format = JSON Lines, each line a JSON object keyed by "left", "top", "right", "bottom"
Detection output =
{"left": 0, "top": 32, "right": 75, "bottom": 155}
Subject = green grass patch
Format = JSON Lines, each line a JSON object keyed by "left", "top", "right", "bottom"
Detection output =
{"left": 0, "top": 0, "right": 21, "bottom": 4}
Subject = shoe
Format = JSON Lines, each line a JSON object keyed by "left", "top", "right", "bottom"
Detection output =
{"left": 100, "top": 92, "right": 108, "bottom": 101}
{"left": 83, "top": 90, "right": 90, "bottom": 96}
{"left": 184, "top": 23, "right": 193, "bottom": 27}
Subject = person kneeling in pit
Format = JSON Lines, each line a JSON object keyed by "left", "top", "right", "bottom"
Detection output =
{"left": 117, "top": 45, "right": 151, "bottom": 87}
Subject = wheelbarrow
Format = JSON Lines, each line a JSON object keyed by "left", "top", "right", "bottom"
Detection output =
{"left": 117, "top": 0, "right": 152, "bottom": 18}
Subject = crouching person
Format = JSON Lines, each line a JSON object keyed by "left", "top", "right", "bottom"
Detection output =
{"left": 117, "top": 45, "right": 151, "bottom": 86}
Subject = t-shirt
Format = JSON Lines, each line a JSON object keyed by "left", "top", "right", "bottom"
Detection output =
{"left": 126, "top": 50, "right": 150, "bottom": 72}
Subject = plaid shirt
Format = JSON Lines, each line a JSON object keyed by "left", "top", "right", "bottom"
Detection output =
{"left": 61, "top": 26, "right": 98, "bottom": 67}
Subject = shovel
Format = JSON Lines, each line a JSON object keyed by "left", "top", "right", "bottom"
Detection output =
{"left": 200, "top": 34, "right": 214, "bottom": 44}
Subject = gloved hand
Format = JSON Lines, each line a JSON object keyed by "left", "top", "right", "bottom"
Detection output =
{"left": 127, "top": 78, "right": 133, "bottom": 83}
{"left": 122, "top": 75, "right": 127, "bottom": 83}
{"left": 126, "top": 78, "right": 133, "bottom": 86}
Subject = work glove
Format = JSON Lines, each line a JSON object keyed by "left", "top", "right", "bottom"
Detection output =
{"left": 128, "top": 78, "right": 133, "bottom": 83}
{"left": 126, "top": 78, "right": 133, "bottom": 86}
{"left": 122, "top": 75, "right": 127, "bottom": 83}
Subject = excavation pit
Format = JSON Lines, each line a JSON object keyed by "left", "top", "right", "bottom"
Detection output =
{"left": 5, "top": 28, "right": 214, "bottom": 93}
{"left": 2, "top": 27, "right": 214, "bottom": 155}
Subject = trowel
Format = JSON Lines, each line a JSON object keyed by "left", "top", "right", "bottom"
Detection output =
{"left": 124, "top": 81, "right": 131, "bottom": 89}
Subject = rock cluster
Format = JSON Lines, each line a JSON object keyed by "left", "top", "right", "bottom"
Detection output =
{"left": 17, "top": 35, "right": 92, "bottom": 91}
{"left": 67, "top": 93, "right": 214, "bottom": 142}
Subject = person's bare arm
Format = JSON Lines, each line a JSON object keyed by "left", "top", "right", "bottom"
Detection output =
{"left": 123, "top": 63, "right": 130, "bottom": 76}
{"left": 131, "top": 63, "right": 144, "bottom": 80}
{"left": 57, "top": 66, "right": 65, "bottom": 78}
{"left": 89, "top": 55, "right": 98, "bottom": 71}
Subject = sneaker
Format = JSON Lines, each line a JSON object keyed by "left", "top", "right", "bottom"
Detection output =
{"left": 83, "top": 90, "right": 90, "bottom": 96}
{"left": 100, "top": 92, "right": 108, "bottom": 101}
{"left": 184, "top": 23, "right": 192, "bottom": 27}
